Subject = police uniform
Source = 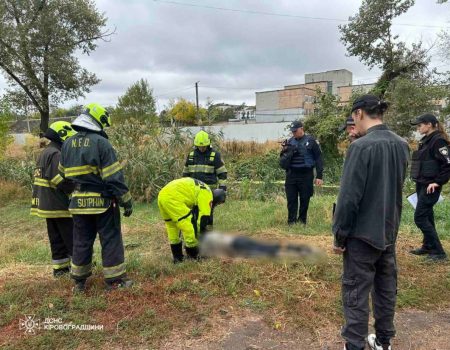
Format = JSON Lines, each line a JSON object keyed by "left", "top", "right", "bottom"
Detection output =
{"left": 158, "top": 177, "right": 225, "bottom": 263}
{"left": 59, "top": 104, "right": 132, "bottom": 289}
{"left": 182, "top": 147, "right": 227, "bottom": 189}
{"left": 31, "top": 122, "right": 76, "bottom": 276}
{"left": 280, "top": 122, "right": 323, "bottom": 224}
{"left": 410, "top": 115, "right": 450, "bottom": 259}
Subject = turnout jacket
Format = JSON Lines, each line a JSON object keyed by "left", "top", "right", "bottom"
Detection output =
{"left": 332, "top": 124, "right": 410, "bottom": 250}
{"left": 59, "top": 129, "right": 131, "bottom": 215}
{"left": 410, "top": 131, "right": 450, "bottom": 186}
{"left": 31, "top": 142, "right": 74, "bottom": 218}
{"left": 158, "top": 177, "right": 213, "bottom": 234}
{"left": 183, "top": 147, "right": 227, "bottom": 186}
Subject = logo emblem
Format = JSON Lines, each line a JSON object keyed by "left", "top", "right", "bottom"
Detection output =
{"left": 438, "top": 147, "right": 448, "bottom": 156}
{"left": 19, "top": 315, "right": 40, "bottom": 335}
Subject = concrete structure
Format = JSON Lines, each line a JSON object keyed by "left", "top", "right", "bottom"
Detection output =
{"left": 305, "top": 69, "right": 352, "bottom": 95}
{"left": 337, "top": 83, "right": 376, "bottom": 105}
{"left": 255, "top": 69, "right": 356, "bottom": 122}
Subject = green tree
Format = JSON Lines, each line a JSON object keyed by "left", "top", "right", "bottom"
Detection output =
{"left": 384, "top": 76, "right": 449, "bottom": 137}
{"left": 167, "top": 98, "right": 206, "bottom": 125}
{"left": 0, "top": 0, "right": 111, "bottom": 133}
{"left": 114, "top": 79, "right": 158, "bottom": 125}
{"left": 303, "top": 91, "right": 346, "bottom": 162}
{"left": 0, "top": 98, "right": 14, "bottom": 158}
{"left": 339, "top": 0, "right": 428, "bottom": 97}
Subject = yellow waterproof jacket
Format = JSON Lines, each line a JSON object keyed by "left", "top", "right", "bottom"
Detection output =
{"left": 158, "top": 178, "right": 213, "bottom": 233}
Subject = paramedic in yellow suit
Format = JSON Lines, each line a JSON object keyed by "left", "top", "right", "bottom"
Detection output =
{"left": 158, "top": 177, "right": 226, "bottom": 263}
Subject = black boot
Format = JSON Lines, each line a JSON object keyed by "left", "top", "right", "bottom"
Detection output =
{"left": 105, "top": 278, "right": 134, "bottom": 291}
{"left": 170, "top": 243, "right": 184, "bottom": 264}
{"left": 53, "top": 266, "right": 70, "bottom": 277}
{"left": 72, "top": 279, "right": 86, "bottom": 294}
{"left": 185, "top": 246, "right": 200, "bottom": 260}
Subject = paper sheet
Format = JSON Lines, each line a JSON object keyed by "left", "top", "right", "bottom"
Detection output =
{"left": 407, "top": 192, "right": 444, "bottom": 209}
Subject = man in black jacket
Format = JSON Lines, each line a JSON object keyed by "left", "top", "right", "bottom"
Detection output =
{"left": 333, "top": 95, "right": 410, "bottom": 350}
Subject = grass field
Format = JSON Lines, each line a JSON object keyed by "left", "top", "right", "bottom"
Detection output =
{"left": 0, "top": 184, "right": 449, "bottom": 349}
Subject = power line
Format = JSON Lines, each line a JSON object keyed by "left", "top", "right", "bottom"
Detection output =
{"left": 152, "top": 0, "right": 450, "bottom": 29}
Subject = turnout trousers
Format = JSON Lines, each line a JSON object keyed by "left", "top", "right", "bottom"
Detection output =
{"left": 70, "top": 204, "right": 126, "bottom": 282}
{"left": 342, "top": 238, "right": 397, "bottom": 349}
{"left": 414, "top": 184, "right": 446, "bottom": 255}
{"left": 46, "top": 218, "right": 73, "bottom": 272}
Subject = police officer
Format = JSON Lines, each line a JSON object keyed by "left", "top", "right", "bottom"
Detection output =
{"left": 183, "top": 130, "right": 227, "bottom": 191}
{"left": 279, "top": 120, "right": 323, "bottom": 225}
{"left": 31, "top": 121, "right": 76, "bottom": 277}
{"left": 157, "top": 177, "right": 226, "bottom": 263}
{"left": 59, "top": 103, "right": 133, "bottom": 292}
{"left": 410, "top": 113, "right": 450, "bottom": 261}
{"left": 340, "top": 115, "right": 360, "bottom": 142}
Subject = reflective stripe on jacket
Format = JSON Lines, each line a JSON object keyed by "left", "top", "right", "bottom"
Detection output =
{"left": 31, "top": 142, "right": 73, "bottom": 218}
{"left": 60, "top": 131, "right": 131, "bottom": 215}
{"left": 182, "top": 147, "right": 227, "bottom": 186}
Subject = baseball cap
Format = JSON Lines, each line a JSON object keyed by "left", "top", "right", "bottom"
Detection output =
{"left": 351, "top": 94, "right": 381, "bottom": 113}
{"left": 339, "top": 115, "right": 355, "bottom": 132}
{"left": 410, "top": 113, "right": 439, "bottom": 126}
{"left": 289, "top": 120, "right": 303, "bottom": 131}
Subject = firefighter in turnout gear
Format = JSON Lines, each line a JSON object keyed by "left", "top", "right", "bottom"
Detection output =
{"left": 59, "top": 103, "right": 133, "bottom": 292}
{"left": 409, "top": 113, "right": 450, "bottom": 261}
{"left": 31, "top": 121, "right": 76, "bottom": 277}
{"left": 158, "top": 177, "right": 226, "bottom": 263}
{"left": 183, "top": 130, "right": 227, "bottom": 190}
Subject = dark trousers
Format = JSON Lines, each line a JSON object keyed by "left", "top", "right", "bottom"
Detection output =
{"left": 46, "top": 218, "right": 73, "bottom": 270}
{"left": 71, "top": 204, "right": 125, "bottom": 281}
{"left": 285, "top": 169, "right": 314, "bottom": 224}
{"left": 414, "top": 184, "right": 445, "bottom": 255}
{"left": 342, "top": 239, "right": 397, "bottom": 349}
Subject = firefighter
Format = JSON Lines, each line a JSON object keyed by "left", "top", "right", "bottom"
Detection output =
{"left": 31, "top": 121, "right": 76, "bottom": 277}
{"left": 183, "top": 130, "right": 227, "bottom": 226}
{"left": 410, "top": 113, "right": 450, "bottom": 261}
{"left": 157, "top": 177, "right": 226, "bottom": 263}
{"left": 183, "top": 130, "right": 227, "bottom": 191}
{"left": 59, "top": 103, "right": 133, "bottom": 292}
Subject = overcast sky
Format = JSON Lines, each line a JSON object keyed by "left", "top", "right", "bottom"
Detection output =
{"left": 0, "top": 0, "right": 449, "bottom": 112}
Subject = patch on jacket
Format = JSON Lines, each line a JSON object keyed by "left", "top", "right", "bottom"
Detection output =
{"left": 438, "top": 146, "right": 448, "bottom": 156}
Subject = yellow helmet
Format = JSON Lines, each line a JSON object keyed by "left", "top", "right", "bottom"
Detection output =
{"left": 194, "top": 130, "right": 211, "bottom": 147}
{"left": 84, "top": 103, "right": 111, "bottom": 128}
{"left": 48, "top": 121, "right": 76, "bottom": 141}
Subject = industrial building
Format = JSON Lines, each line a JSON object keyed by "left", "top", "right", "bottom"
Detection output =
{"left": 255, "top": 69, "right": 374, "bottom": 123}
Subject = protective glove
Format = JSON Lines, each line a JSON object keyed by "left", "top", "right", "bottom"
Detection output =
{"left": 218, "top": 185, "right": 227, "bottom": 192}
{"left": 120, "top": 199, "right": 133, "bottom": 217}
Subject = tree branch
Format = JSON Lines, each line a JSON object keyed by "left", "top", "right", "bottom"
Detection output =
{"left": 0, "top": 61, "right": 43, "bottom": 114}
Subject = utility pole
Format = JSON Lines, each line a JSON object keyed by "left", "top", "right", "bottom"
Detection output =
{"left": 195, "top": 81, "right": 199, "bottom": 122}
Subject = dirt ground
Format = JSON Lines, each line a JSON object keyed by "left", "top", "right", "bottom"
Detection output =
{"left": 160, "top": 308, "right": 450, "bottom": 350}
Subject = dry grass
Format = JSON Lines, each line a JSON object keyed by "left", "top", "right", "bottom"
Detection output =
{"left": 0, "top": 198, "right": 449, "bottom": 349}
{"left": 0, "top": 181, "right": 31, "bottom": 204}
{"left": 220, "top": 140, "right": 280, "bottom": 158}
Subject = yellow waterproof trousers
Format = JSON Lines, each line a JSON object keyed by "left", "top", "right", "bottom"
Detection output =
{"left": 157, "top": 191, "right": 198, "bottom": 248}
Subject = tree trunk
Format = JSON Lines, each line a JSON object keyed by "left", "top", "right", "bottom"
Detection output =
{"left": 40, "top": 108, "right": 49, "bottom": 134}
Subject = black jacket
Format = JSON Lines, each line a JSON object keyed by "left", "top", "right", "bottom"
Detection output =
{"left": 332, "top": 124, "right": 410, "bottom": 250}
{"left": 182, "top": 147, "right": 227, "bottom": 186}
{"left": 279, "top": 135, "right": 324, "bottom": 179}
{"left": 410, "top": 131, "right": 450, "bottom": 186}
{"left": 59, "top": 130, "right": 131, "bottom": 214}
{"left": 31, "top": 142, "right": 74, "bottom": 218}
